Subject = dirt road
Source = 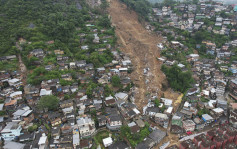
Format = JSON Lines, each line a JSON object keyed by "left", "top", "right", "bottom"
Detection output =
{"left": 108, "top": 0, "right": 179, "bottom": 110}
{"left": 16, "top": 42, "right": 28, "bottom": 85}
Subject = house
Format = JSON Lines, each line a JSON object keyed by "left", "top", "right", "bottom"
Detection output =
{"left": 103, "top": 137, "right": 113, "bottom": 147}
{"left": 154, "top": 113, "right": 169, "bottom": 128}
{"left": 69, "top": 62, "right": 76, "bottom": 69}
{"left": 40, "top": 89, "right": 52, "bottom": 96}
{"left": 211, "top": 107, "right": 224, "bottom": 117}
{"left": 183, "top": 120, "right": 196, "bottom": 132}
{"left": 45, "top": 65, "right": 54, "bottom": 71}
{"left": 186, "top": 88, "right": 199, "bottom": 96}
{"left": 119, "top": 68, "right": 128, "bottom": 76}
{"left": 54, "top": 49, "right": 64, "bottom": 55}
{"left": 79, "top": 139, "right": 92, "bottom": 149}
{"left": 122, "top": 60, "right": 132, "bottom": 66}
{"left": 70, "top": 85, "right": 78, "bottom": 93}
{"left": 108, "top": 141, "right": 130, "bottom": 149}
{"left": 229, "top": 104, "right": 237, "bottom": 128}
{"left": 24, "top": 84, "right": 40, "bottom": 96}
{"left": 230, "top": 109, "right": 237, "bottom": 128}
{"left": 62, "top": 106, "right": 73, "bottom": 115}
{"left": 31, "top": 49, "right": 44, "bottom": 58}
{"left": 12, "top": 106, "right": 33, "bottom": 121}
{"left": 10, "top": 91, "right": 23, "bottom": 100}
{"left": 229, "top": 79, "right": 237, "bottom": 100}
{"left": 52, "top": 126, "right": 60, "bottom": 137}
{"left": 60, "top": 99, "right": 73, "bottom": 108}
{"left": 115, "top": 92, "right": 128, "bottom": 106}
{"left": 93, "top": 34, "right": 100, "bottom": 43}
{"left": 179, "top": 139, "right": 196, "bottom": 149}
{"left": 104, "top": 96, "right": 116, "bottom": 106}
{"left": 97, "top": 67, "right": 105, "bottom": 74}
{"left": 60, "top": 135, "right": 72, "bottom": 144}
{"left": 107, "top": 114, "right": 122, "bottom": 130}
{"left": 165, "top": 107, "right": 173, "bottom": 115}
{"left": 187, "top": 54, "right": 199, "bottom": 62}
{"left": 76, "top": 60, "right": 87, "bottom": 68}
{"left": 8, "top": 78, "right": 22, "bottom": 89}
{"left": 193, "top": 117, "right": 205, "bottom": 130}
{"left": 61, "top": 73, "right": 72, "bottom": 81}
{"left": 48, "top": 113, "right": 62, "bottom": 127}
{"left": 98, "top": 75, "right": 110, "bottom": 84}
{"left": 145, "top": 107, "right": 160, "bottom": 117}
{"left": 77, "top": 116, "right": 96, "bottom": 138}
{"left": 202, "top": 114, "right": 214, "bottom": 125}
{"left": 1, "top": 122, "right": 22, "bottom": 140}
{"left": 136, "top": 138, "right": 153, "bottom": 149}
{"left": 38, "top": 133, "right": 48, "bottom": 149}
{"left": 81, "top": 45, "right": 89, "bottom": 50}
{"left": 3, "top": 141, "right": 25, "bottom": 149}
{"left": 0, "top": 73, "right": 11, "bottom": 83}
{"left": 160, "top": 98, "right": 173, "bottom": 107}
{"left": 61, "top": 124, "right": 73, "bottom": 135}
{"left": 4, "top": 99, "right": 17, "bottom": 110}
{"left": 98, "top": 115, "right": 107, "bottom": 127}
{"left": 19, "top": 133, "right": 35, "bottom": 142}
{"left": 148, "top": 129, "right": 166, "bottom": 145}
{"left": 135, "top": 118, "right": 145, "bottom": 128}
{"left": 73, "top": 126, "right": 80, "bottom": 147}
{"left": 128, "top": 122, "right": 140, "bottom": 134}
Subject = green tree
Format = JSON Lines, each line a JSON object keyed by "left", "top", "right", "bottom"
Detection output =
{"left": 104, "top": 85, "right": 113, "bottom": 97}
{"left": 160, "top": 105, "right": 166, "bottom": 113}
{"left": 38, "top": 95, "right": 59, "bottom": 111}
{"left": 197, "top": 108, "right": 210, "bottom": 117}
{"left": 98, "top": 15, "right": 111, "bottom": 28}
{"left": 28, "top": 124, "right": 38, "bottom": 132}
{"left": 111, "top": 75, "right": 121, "bottom": 87}
{"left": 161, "top": 64, "right": 194, "bottom": 93}
{"left": 154, "top": 98, "right": 160, "bottom": 107}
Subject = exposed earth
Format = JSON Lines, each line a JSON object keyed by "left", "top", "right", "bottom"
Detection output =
{"left": 108, "top": 0, "right": 179, "bottom": 110}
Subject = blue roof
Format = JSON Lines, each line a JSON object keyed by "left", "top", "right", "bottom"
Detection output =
{"left": 234, "top": 5, "right": 237, "bottom": 11}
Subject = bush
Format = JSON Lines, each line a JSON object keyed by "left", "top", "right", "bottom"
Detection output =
{"left": 111, "top": 75, "right": 121, "bottom": 87}
{"left": 28, "top": 124, "right": 38, "bottom": 132}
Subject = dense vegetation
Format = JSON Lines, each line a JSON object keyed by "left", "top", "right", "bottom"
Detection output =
{"left": 0, "top": 0, "right": 115, "bottom": 68}
{"left": 161, "top": 64, "right": 194, "bottom": 93}
{"left": 120, "top": 0, "right": 151, "bottom": 19}
{"left": 0, "top": 0, "right": 84, "bottom": 55}
{"left": 38, "top": 95, "right": 59, "bottom": 111}
{"left": 120, "top": 122, "right": 151, "bottom": 147}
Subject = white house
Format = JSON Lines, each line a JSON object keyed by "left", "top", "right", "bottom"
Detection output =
{"left": 38, "top": 133, "right": 48, "bottom": 149}
{"left": 8, "top": 78, "right": 22, "bottom": 89}
{"left": 77, "top": 116, "right": 95, "bottom": 138}
{"left": 40, "top": 89, "right": 52, "bottom": 96}
{"left": 10, "top": 91, "right": 23, "bottom": 100}
{"left": 1, "top": 122, "right": 22, "bottom": 140}
{"left": 115, "top": 92, "right": 128, "bottom": 101}
{"left": 160, "top": 98, "right": 173, "bottom": 107}
{"left": 73, "top": 126, "right": 80, "bottom": 147}
{"left": 103, "top": 137, "right": 113, "bottom": 147}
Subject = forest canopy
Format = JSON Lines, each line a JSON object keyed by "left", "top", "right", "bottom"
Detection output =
{"left": 161, "top": 64, "right": 194, "bottom": 93}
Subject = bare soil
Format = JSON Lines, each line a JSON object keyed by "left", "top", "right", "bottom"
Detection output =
{"left": 16, "top": 42, "right": 28, "bottom": 86}
{"left": 108, "top": 0, "right": 179, "bottom": 110}
{"left": 108, "top": 1, "right": 181, "bottom": 146}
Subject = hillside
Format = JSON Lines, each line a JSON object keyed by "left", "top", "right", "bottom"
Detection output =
{"left": 108, "top": 0, "right": 179, "bottom": 109}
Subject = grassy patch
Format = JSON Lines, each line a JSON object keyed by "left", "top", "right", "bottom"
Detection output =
{"left": 0, "top": 60, "right": 18, "bottom": 71}
{"left": 93, "top": 130, "right": 110, "bottom": 148}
